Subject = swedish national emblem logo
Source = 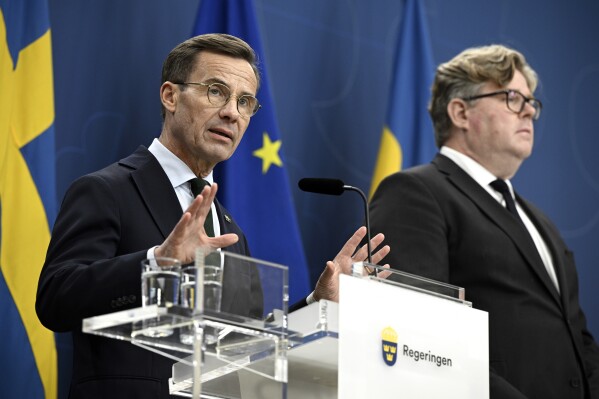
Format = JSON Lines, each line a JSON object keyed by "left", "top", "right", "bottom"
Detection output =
{"left": 381, "top": 326, "right": 398, "bottom": 366}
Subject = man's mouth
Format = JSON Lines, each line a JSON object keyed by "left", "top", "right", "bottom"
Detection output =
{"left": 209, "top": 128, "right": 233, "bottom": 140}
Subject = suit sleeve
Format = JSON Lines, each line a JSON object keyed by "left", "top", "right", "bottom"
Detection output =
{"left": 530, "top": 206, "right": 599, "bottom": 396}
{"left": 577, "top": 309, "right": 599, "bottom": 396}
{"left": 566, "top": 252, "right": 599, "bottom": 396}
{"left": 36, "top": 174, "right": 146, "bottom": 332}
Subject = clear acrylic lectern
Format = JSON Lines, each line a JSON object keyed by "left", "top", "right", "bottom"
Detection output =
{"left": 83, "top": 249, "right": 291, "bottom": 398}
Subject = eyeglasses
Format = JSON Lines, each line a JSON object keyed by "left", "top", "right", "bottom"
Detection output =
{"left": 173, "top": 82, "right": 261, "bottom": 118}
{"left": 462, "top": 89, "right": 542, "bottom": 121}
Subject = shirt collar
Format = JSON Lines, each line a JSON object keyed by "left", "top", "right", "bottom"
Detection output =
{"left": 440, "top": 146, "right": 515, "bottom": 198}
{"left": 148, "top": 138, "right": 214, "bottom": 188}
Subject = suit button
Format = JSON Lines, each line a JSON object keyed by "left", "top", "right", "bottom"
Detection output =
{"left": 570, "top": 378, "right": 580, "bottom": 388}
{"left": 110, "top": 300, "right": 117, "bottom": 308}
{"left": 128, "top": 295, "right": 136, "bottom": 303}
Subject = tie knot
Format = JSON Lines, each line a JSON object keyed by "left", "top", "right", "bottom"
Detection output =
{"left": 490, "top": 179, "right": 511, "bottom": 196}
{"left": 189, "top": 178, "right": 210, "bottom": 197}
{"left": 490, "top": 178, "right": 523, "bottom": 223}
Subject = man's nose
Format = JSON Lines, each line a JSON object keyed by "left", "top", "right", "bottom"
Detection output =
{"left": 521, "top": 100, "right": 536, "bottom": 118}
{"left": 219, "top": 97, "right": 240, "bottom": 119}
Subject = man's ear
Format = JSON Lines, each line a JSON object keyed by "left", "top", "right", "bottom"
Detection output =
{"left": 447, "top": 98, "right": 469, "bottom": 130}
{"left": 160, "top": 81, "right": 177, "bottom": 114}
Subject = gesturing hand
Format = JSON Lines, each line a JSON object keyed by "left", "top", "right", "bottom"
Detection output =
{"left": 155, "top": 182, "right": 238, "bottom": 264}
{"left": 313, "top": 226, "right": 391, "bottom": 303}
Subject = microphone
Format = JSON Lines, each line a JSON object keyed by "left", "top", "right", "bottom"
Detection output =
{"left": 298, "top": 178, "right": 345, "bottom": 196}
{"left": 298, "top": 178, "right": 374, "bottom": 268}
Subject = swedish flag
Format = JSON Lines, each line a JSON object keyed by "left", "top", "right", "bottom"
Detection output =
{"left": 192, "top": 0, "right": 311, "bottom": 305}
{"left": 0, "top": 0, "right": 57, "bottom": 397}
{"left": 369, "top": 0, "right": 436, "bottom": 198}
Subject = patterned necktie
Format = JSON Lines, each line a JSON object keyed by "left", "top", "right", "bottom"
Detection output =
{"left": 490, "top": 179, "right": 523, "bottom": 225}
{"left": 188, "top": 178, "right": 214, "bottom": 237}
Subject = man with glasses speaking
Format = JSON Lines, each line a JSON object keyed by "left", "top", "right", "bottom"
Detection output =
{"left": 369, "top": 44, "right": 599, "bottom": 398}
{"left": 36, "top": 33, "right": 389, "bottom": 398}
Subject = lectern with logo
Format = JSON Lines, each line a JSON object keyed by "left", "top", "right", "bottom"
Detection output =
{"left": 83, "top": 253, "right": 488, "bottom": 398}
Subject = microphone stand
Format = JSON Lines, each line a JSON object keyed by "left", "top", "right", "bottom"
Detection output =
{"left": 343, "top": 185, "right": 374, "bottom": 273}
{"left": 298, "top": 178, "right": 376, "bottom": 276}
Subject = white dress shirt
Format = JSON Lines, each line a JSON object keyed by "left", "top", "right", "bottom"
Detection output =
{"left": 146, "top": 138, "right": 221, "bottom": 259}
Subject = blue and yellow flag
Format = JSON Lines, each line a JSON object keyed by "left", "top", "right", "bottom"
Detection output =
{"left": 0, "top": 0, "right": 57, "bottom": 397}
{"left": 369, "top": 0, "right": 436, "bottom": 198}
{"left": 192, "top": 0, "right": 311, "bottom": 305}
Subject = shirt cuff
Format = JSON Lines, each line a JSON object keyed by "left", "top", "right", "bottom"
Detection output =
{"left": 147, "top": 246, "right": 158, "bottom": 260}
{"left": 306, "top": 291, "right": 316, "bottom": 305}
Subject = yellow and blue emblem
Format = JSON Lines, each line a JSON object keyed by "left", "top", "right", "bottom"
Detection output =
{"left": 381, "top": 326, "right": 398, "bottom": 366}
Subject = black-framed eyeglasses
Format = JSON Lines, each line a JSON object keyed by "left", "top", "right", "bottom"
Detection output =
{"left": 173, "top": 81, "right": 261, "bottom": 118}
{"left": 462, "top": 89, "right": 542, "bottom": 121}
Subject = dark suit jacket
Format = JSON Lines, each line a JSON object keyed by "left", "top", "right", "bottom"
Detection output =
{"left": 36, "top": 146, "right": 262, "bottom": 398}
{"left": 369, "top": 154, "right": 599, "bottom": 399}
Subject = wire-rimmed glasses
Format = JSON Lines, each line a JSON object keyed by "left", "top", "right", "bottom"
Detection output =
{"left": 173, "top": 81, "right": 261, "bottom": 118}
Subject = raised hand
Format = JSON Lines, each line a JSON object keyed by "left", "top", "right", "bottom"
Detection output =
{"left": 313, "top": 226, "right": 391, "bottom": 303}
{"left": 155, "top": 182, "right": 238, "bottom": 263}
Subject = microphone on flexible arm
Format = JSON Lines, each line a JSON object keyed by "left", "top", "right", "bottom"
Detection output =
{"left": 298, "top": 178, "right": 375, "bottom": 275}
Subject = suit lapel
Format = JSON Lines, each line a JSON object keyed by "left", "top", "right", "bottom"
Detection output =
{"left": 121, "top": 146, "right": 182, "bottom": 239}
{"left": 434, "top": 155, "right": 562, "bottom": 308}
{"left": 213, "top": 199, "right": 245, "bottom": 314}
{"left": 517, "top": 198, "right": 569, "bottom": 310}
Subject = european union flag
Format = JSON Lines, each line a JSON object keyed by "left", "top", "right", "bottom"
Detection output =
{"left": 0, "top": 0, "right": 58, "bottom": 397}
{"left": 192, "top": 0, "right": 311, "bottom": 304}
{"left": 370, "top": 0, "right": 436, "bottom": 198}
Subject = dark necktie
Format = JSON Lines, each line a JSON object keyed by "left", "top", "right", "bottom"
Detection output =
{"left": 490, "top": 179, "right": 523, "bottom": 224}
{"left": 189, "top": 178, "right": 214, "bottom": 237}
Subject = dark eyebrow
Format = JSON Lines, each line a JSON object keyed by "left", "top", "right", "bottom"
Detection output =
{"left": 203, "top": 77, "right": 227, "bottom": 85}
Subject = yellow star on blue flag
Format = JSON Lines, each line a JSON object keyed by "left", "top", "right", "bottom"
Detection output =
{"left": 253, "top": 132, "right": 282, "bottom": 174}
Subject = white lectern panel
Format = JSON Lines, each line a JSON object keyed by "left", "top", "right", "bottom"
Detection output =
{"left": 338, "top": 274, "right": 489, "bottom": 399}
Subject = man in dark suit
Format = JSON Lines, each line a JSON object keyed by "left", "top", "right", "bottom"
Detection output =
{"left": 370, "top": 44, "right": 599, "bottom": 398}
{"left": 36, "top": 34, "right": 389, "bottom": 398}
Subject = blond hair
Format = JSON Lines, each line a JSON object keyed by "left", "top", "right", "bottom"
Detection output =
{"left": 429, "top": 45, "right": 538, "bottom": 147}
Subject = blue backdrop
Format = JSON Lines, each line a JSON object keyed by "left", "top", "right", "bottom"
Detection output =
{"left": 47, "top": 1, "right": 599, "bottom": 394}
